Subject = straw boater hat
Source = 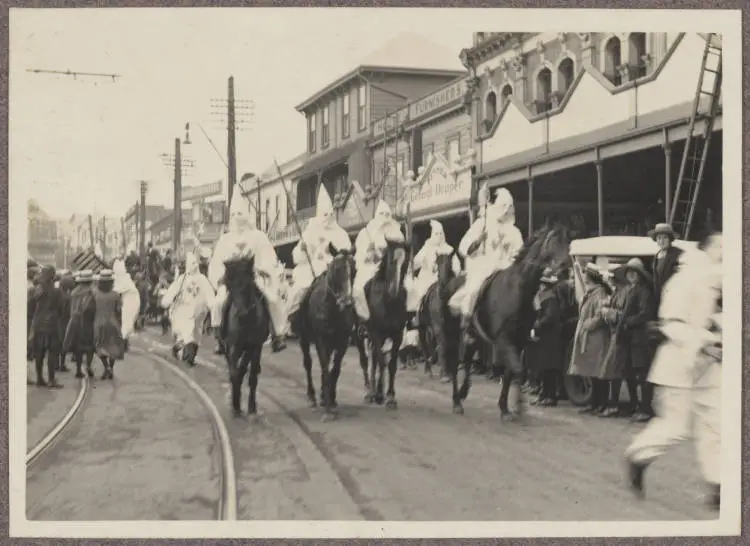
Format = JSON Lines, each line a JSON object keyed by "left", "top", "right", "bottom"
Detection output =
{"left": 540, "top": 267, "right": 558, "bottom": 285}
{"left": 97, "top": 269, "right": 114, "bottom": 282}
{"left": 615, "top": 257, "right": 652, "bottom": 284}
{"left": 648, "top": 223, "right": 679, "bottom": 241}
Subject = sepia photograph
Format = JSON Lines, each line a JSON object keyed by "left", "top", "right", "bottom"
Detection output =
{"left": 8, "top": 6, "right": 742, "bottom": 540}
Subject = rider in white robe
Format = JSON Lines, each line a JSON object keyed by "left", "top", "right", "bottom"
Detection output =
{"left": 286, "top": 185, "right": 352, "bottom": 318}
{"left": 161, "top": 253, "right": 215, "bottom": 363}
{"left": 448, "top": 186, "right": 524, "bottom": 324}
{"left": 353, "top": 199, "right": 405, "bottom": 322}
{"left": 112, "top": 258, "right": 141, "bottom": 344}
{"left": 208, "top": 195, "right": 287, "bottom": 352}
{"left": 407, "top": 219, "right": 460, "bottom": 313}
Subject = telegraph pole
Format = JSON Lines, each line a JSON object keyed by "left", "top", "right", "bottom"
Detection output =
{"left": 227, "top": 76, "right": 237, "bottom": 210}
{"left": 173, "top": 138, "right": 182, "bottom": 255}
{"left": 88, "top": 214, "right": 95, "bottom": 250}
{"left": 134, "top": 201, "right": 140, "bottom": 254}
{"left": 101, "top": 217, "right": 108, "bottom": 260}
{"left": 139, "top": 181, "right": 148, "bottom": 261}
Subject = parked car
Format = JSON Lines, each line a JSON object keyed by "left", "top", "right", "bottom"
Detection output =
{"left": 562, "top": 235, "right": 697, "bottom": 406}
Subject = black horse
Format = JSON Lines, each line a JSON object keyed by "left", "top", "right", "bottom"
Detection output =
{"left": 468, "top": 223, "right": 570, "bottom": 419}
{"left": 222, "top": 256, "right": 270, "bottom": 418}
{"left": 292, "top": 244, "right": 356, "bottom": 421}
{"left": 356, "top": 238, "right": 410, "bottom": 409}
{"left": 419, "top": 251, "right": 468, "bottom": 413}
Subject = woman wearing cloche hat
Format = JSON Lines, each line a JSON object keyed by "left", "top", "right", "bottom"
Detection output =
{"left": 648, "top": 223, "right": 683, "bottom": 308}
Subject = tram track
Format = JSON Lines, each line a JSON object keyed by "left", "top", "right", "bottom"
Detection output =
{"left": 26, "top": 376, "right": 91, "bottom": 468}
{"left": 132, "top": 348, "right": 238, "bottom": 521}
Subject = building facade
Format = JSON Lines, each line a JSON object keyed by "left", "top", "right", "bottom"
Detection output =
{"left": 461, "top": 32, "right": 723, "bottom": 238}
{"left": 182, "top": 180, "right": 226, "bottom": 250}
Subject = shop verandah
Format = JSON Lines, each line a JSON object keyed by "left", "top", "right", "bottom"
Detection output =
{"left": 483, "top": 131, "right": 722, "bottom": 241}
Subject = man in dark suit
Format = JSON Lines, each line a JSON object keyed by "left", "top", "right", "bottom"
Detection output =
{"left": 648, "top": 223, "right": 683, "bottom": 309}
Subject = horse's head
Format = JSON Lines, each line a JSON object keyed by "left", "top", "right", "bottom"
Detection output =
{"left": 538, "top": 221, "right": 571, "bottom": 273}
{"left": 326, "top": 242, "right": 355, "bottom": 306}
{"left": 223, "top": 256, "right": 259, "bottom": 311}
{"left": 435, "top": 251, "right": 458, "bottom": 285}
{"left": 380, "top": 238, "right": 409, "bottom": 298}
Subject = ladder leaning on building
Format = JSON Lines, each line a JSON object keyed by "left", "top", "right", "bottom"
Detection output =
{"left": 669, "top": 33, "right": 722, "bottom": 240}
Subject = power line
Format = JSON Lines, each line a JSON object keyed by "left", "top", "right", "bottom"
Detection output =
{"left": 26, "top": 68, "right": 121, "bottom": 82}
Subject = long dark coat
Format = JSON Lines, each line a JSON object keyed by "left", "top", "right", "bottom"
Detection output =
{"left": 93, "top": 288, "right": 125, "bottom": 360}
{"left": 28, "top": 283, "right": 65, "bottom": 355}
{"left": 568, "top": 284, "right": 610, "bottom": 378}
{"left": 525, "top": 286, "right": 564, "bottom": 372}
{"left": 601, "top": 281, "right": 656, "bottom": 377}
{"left": 63, "top": 284, "right": 97, "bottom": 355}
{"left": 651, "top": 246, "right": 683, "bottom": 308}
{"left": 597, "top": 285, "right": 629, "bottom": 379}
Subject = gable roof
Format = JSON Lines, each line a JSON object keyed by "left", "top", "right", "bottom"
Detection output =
{"left": 295, "top": 32, "right": 465, "bottom": 113}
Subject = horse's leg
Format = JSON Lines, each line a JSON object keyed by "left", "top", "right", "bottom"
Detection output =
{"left": 369, "top": 332, "right": 384, "bottom": 405}
{"left": 354, "top": 323, "right": 370, "bottom": 392}
{"left": 330, "top": 338, "right": 347, "bottom": 411}
{"left": 228, "top": 347, "right": 243, "bottom": 417}
{"left": 495, "top": 336, "right": 523, "bottom": 420}
{"left": 300, "top": 334, "right": 317, "bottom": 408}
{"left": 385, "top": 330, "right": 402, "bottom": 410}
{"left": 247, "top": 345, "right": 261, "bottom": 415}
{"left": 314, "top": 338, "right": 334, "bottom": 419}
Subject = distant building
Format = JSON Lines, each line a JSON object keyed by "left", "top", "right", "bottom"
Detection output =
{"left": 27, "top": 200, "right": 60, "bottom": 266}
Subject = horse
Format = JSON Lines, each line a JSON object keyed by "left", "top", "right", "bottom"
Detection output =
{"left": 466, "top": 223, "right": 570, "bottom": 419}
{"left": 222, "top": 256, "right": 270, "bottom": 418}
{"left": 418, "top": 250, "right": 470, "bottom": 413}
{"left": 356, "top": 238, "right": 410, "bottom": 409}
{"left": 292, "top": 243, "right": 356, "bottom": 421}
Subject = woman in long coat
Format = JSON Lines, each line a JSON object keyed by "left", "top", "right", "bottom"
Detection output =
{"left": 603, "top": 258, "right": 656, "bottom": 422}
{"left": 568, "top": 262, "right": 612, "bottom": 414}
{"left": 63, "top": 270, "right": 97, "bottom": 378}
{"left": 56, "top": 275, "right": 76, "bottom": 372}
{"left": 93, "top": 269, "right": 125, "bottom": 380}
{"left": 526, "top": 268, "right": 564, "bottom": 406}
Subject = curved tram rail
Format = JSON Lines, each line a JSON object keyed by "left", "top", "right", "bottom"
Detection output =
{"left": 26, "top": 376, "right": 91, "bottom": 467}
{"left": 135, "top": 349, "right": 238, "bottom": 521}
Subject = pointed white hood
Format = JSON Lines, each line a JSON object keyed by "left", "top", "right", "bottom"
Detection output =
{"left": 228, "top": 196, "right": 253, "bottom": 232}
{"left": 490, "top": 187, "right": 516, "bottom": 225}
{"left": 375, "top": 200, "right": 392, "bottom": 221}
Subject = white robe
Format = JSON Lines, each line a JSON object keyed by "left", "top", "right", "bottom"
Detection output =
{"left": 162, "top": 270, "right": 215, "bottom": 348}
{"left": 287, "top": 219, "right": 352, "bottom": 316}
{"left": 448, "top": 217, "right": 524, "bottom": 317}
{"left": 625, "top": 250, "right": 722, "bottom": 484}
{"left": 353, "top": 218, "right": 405, "bottom": 320}
{"left": 207, "top": 228, "right": 287, "bottom": 335}
{"left": 113, "top": 262, "right": 141, "bottom": 340}
{"left": 406, "top": 240, "right": 460, "bottom": 312}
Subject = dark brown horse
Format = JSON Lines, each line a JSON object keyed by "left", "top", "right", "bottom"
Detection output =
{"left": 293, "top": 244, "right": 356, "bottom": 421}
{"left": 357, "top": 238, "right": 410, "bottom": 409}
{"left": 466, "top": 223, "right": 570, "bottom": 419}
{"left": 222, "top": 256, "right": 270, "bottom": 418}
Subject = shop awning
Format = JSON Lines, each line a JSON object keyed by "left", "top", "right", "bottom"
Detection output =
{"left": 293, "top": 140, "right": 363, "bottom": 181}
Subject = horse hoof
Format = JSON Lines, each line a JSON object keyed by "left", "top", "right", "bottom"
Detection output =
{"left": 453, "top": 405, "right": 464, "bottom": 415}
{"left": 374, "top": 395, "right": 385, "bottom": 405}
{"left": 232, "top": 409, "right": 244, "bottom": 419}
{"left": 385, "top": 398, "right": 398, "bottom": 410}
{"left": 321, "top": 412, "right": 337, "bottom": 423}
{"left": 308, "top": 399, "right": 317, "bottom": 408}
{"left": 364, "top": 393, "right": 374, "bottom": 404}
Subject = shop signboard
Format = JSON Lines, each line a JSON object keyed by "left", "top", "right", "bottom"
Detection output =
{"left": 182, "top": 181, "right": 223, "bottom": 202}
{"left": 409, "top": 79, "right": 467, "bottom": 122}
{"left": 402, "top": 153, "right": 471, "bottom": 217}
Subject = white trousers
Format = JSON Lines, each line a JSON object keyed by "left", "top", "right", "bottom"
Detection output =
{"left": 448, "top": 258, "right": 493, "bottom": 317}
{"left": 625, "top": 384, "right": 721, "bottom": 485}
{"left": 209, "top": 281, "right": 287, "bottom": 336}
{"left": 353, "top": 266, "right": 377, "bottom": 321}
{"left": 407, "top": 273, "right": 436, "bottom": 313}
{"left": 120, "top": 290, "right": 141, "bottom": 339}
{"left": 286, "top": 278, "right": 313, "bottom": 317}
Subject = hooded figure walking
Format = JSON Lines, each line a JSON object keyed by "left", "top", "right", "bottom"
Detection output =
{"left": 92, "top": 269, "right": 125, "bottom": 380}
{"left": 162, "top": 253, "right": 215, "bottom": 365}
{"left": 113, "top": 258, "right": 141, "bottom": 352}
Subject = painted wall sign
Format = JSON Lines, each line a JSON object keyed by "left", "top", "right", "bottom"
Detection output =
{"left": 372, "top": 108, "right": 409, "bottom": 138}
{"left": 409, "top": 79, "right": 468, "bottom": 121}
{"left": 402, "top": 153, "right": 471, "bottom": 214}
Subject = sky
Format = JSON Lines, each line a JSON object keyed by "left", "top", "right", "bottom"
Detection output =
{"left": 10, "top": 8, "right": 474, "bottom": 221}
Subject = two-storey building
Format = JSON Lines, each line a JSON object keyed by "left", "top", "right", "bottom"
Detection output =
{"left": 245, "top": 33, "right": 466, "bottom": 266}
{"left": 368, "top": 76, "right": 477, "bottom": 250}
{"left": 462, "top": 32, "right": 723, "bottom": 238}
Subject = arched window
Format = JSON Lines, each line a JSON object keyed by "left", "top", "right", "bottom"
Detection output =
{"left": 484, "top": 91, "right": 497, "bottom": 126}
{"left": 536, "top": 68, "right": 552, "bottom": 113}
{"left": 501, "top": 84, "right": 513, "bottom": 106}
{"left": 558, "top": 57, "right": 575, "bottom": 95}
{"left": 629, "top": 32, "right": 647, "bottom": 79}
{"left": 604, "top": 36, "right": 622, "bottom": 86}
